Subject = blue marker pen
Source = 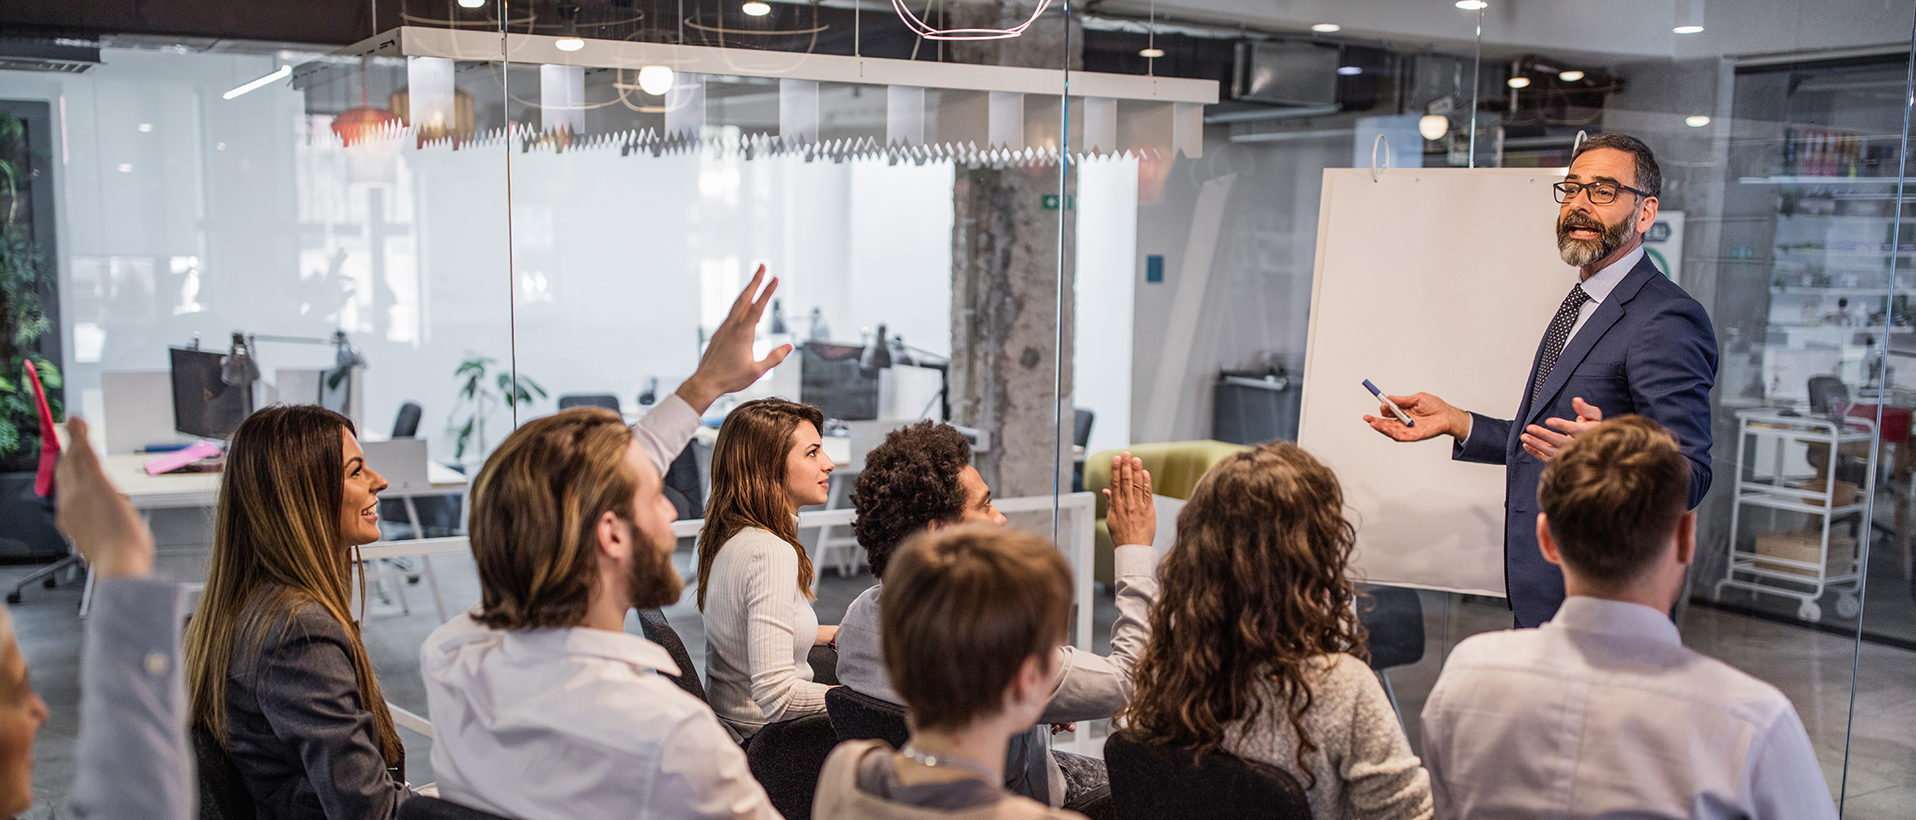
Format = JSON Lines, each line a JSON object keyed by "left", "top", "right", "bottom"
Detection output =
{"left": 1363, "top": 380, "right": 1415, "bottom": 427}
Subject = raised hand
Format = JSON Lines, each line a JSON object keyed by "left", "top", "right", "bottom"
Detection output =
{"left": 1364, "top": 392, "right": 1470, "bottom": 443}
{"left": 676, "top": 264, "right": 795, "bottom": 413}
{"left": 53, "top": 418, "right": 155, "bottom": 579}
{"left": 1521, "top": 397, "right": 1604, "bottom": 462}
{"left": 1103, "top": 452, "right": 1157, "bottom": 548}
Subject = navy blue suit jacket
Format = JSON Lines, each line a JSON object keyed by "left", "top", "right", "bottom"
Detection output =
{"left": 1454, "top": 254, "right": 1717, "bottom": 627}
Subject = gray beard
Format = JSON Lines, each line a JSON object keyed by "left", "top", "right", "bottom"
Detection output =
{"left": 1558, "top": 214, "right": 1636, "bottom": 267}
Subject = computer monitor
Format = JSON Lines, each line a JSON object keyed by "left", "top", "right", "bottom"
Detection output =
{"left": 799, "top": 342, "right": 879, "bottom": 422}
{"left": 170, "top": 347, "right": 254, "bottom": 439}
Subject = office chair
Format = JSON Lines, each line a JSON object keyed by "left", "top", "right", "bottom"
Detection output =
{"left": 1072, "top": 408, "right": 1095, "bottom": 491}
{"left": 825, "top": 686, "right": 910, "bottom": 748}
{"left": 391, "top": 402, "right": 424, "bottom": 439}
{"left": 636, "top": 608, "right": 707, "bottom": 703}
{"left": 397, "top": 797, "right": 514, "bottom": 820}
{"left": 745, "top": 712, "right": 839, "bottom": 820}
{"left": 4, "top": 491, "right": 81, "bottom": 605}
{"left": 1358, "top": 583, "right": 1426, "bottom": 726}
{"left": 557, "top": 394, "right": 622, "bottom": 413}
{"left": 662, "top": 447, "right": 703, "bottom": 520}
{"left": 193, "top": 725, "right": 260, "bottom": 820}
{"left": 1103, "top": 731, "right": 1312, "bottom": 820}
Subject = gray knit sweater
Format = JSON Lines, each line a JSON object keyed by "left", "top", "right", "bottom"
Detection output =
{"left": 1220, "top": 654, "right": 1433, "bottom": 820}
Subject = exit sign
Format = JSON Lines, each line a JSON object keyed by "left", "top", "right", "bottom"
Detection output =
{"left": 1040, "top": 194, "right": 1075, "bottom": 211}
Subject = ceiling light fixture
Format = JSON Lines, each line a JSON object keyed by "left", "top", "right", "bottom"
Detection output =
{"left": 1686, "top": 115, "right": 1711, "bottom": 127}
{"left": 1312, "top": 23, "right": 1341, "bottom": 33}
{"left": 637, "top": 64, "right": 675, "bottom": 95}
{"left": 1558, "top": 69, "right": 1585, "bottom": 82}
{"left": 1139, "top": 47, "right": 1165, "bottom": 58}
{"left": 1337, "top": 65, "right": 1362, "bottom": 76}
{"left": 1456, "top": 1, "right": 1488, "bottom": 10}
{"left": 555, "top": 1, "right": 586, "bottom": 52}
{"left": 222, "top": 65, "right": 292, "bottom": 100}
{"left": 457, "top": 0, "right": 486, "bottom": 7}
{"left": 137, "top": 122, "right": 153, "bottom": 133}
{"left": 555, "top": 36, "right": 585, "bottom": 51}
{"left": 1507, "top": 76, "right": 1531, "bottom": 89}
{"left": 1419, "top": 114, "right": 1449, "bottom": 140}
{"left": 1673, "top": 0, "right": 1704, "bottom": 33}
{"left": 742, "top": 1, "right": 772, "bottom": 16}
{"left": 891, "top": 0, "right": 1051, "bottom": 39}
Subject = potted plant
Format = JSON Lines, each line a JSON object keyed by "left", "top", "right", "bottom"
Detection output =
{"left": 447, "top": 354, "right": 546, "bottom": 467}
{"left": 0, "top": 112, "right": 64, "bottom": 559}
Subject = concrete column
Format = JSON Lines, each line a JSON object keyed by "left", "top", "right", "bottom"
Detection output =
{"left": 945, "top": 2, "right": 1081, "bottom": 499}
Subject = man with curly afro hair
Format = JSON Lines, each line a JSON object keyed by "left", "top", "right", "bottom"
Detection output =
{"left": 835, "top": 420, "right": 1165, "bottom": 813}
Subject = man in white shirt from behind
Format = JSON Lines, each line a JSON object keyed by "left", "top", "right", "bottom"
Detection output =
{"left": 1420, "top": 415, "right": 1837, "bottom": 820}
{"left": 419, "top": 269, "right": 787, "bottom": 819}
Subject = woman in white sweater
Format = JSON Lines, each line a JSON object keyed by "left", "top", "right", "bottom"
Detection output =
{"left": 698, "top": 398, "right": 839, "bottom": 741}
{"left": 1117, "top": 441, "right": 1433, "bottom": 820}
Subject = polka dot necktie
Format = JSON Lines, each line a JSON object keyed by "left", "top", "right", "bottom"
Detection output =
{"left": 1531, "top": 284, "right": 1591, "bottom": 404}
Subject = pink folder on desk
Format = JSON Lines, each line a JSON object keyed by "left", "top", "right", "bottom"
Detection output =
{"left": 22, "top": 360, "right": 58, "bottom": 497}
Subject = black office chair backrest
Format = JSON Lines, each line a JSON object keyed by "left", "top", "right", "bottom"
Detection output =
{"left": 1808, "top": 375, "right": 1850, "bottom": 419}
{"left": 1358, "top": 583, "right": 1426, "bottom": 671}
{"left": 663, "top": 447, "right": 703, "bottom": 519}
{"left": 397, "top": 796, "right": 515, "bottom": 820}
{"left": 557, "top": 393, "right": 622, "bottom": 413}
{"left": 745, "top": 713, "right": 840, "bottom": 820}
{"left": 192, "top": 725, "right": 259, "bottom": 820}
{"left": 1104, "top": 731, "right": 1312, "bottom": 820}
{"left": 1074, "top": 408, "right": 1096, "bottom": 449}
{"left": 636, "top": 608, "right": 707, "bottom": 704}
{"left": 825, "top": 686, "right": 910, "bottom": 748}
{"left": 392, "top": 402, "right": 424, "bottom": 439}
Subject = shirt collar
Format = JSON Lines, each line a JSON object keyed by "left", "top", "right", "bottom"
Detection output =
{"left": 1577, "top": 245, "right": 1642, "bottom": 304}
{"left": 1546, "top": 595, "right": 1681, "bottom": 646}
{"left": 500, "top": 624, "right": 682, "bottom": 678}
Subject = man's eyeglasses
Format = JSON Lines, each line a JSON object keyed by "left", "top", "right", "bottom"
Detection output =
{"left": 1552, "top": 180, "right": 1651, "bottom": 205}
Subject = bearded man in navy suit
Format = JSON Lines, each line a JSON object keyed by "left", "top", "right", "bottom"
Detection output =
{"left": 1365, "top": 133, "right": 1717, "bottom": 628}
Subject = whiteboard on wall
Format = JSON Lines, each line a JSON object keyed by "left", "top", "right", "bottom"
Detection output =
{"left": 1298, "top": 168, "right": 1578, "bottom": 597}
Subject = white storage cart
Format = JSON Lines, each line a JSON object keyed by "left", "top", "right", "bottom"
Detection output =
{"left": 1712, "top": 410, "right": 1873, "bottom": 622}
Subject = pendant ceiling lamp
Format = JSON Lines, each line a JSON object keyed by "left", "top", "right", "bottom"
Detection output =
{"left": 332, "top": 56, "right": 400, "bottom": 146}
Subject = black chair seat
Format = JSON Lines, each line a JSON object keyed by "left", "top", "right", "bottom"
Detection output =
{"left": 398, "top": 796, "right": 515, "bottom": 820}
{"left": 825, "top": 686, "right": 910, "bottom": 749}
{"left": 1104, "top": 731, "right": 1311, "bottom": 820}
{"left": 1358, "top": 584, "right": 1425, "bottom": 671}
{"left": 745, "top": 712, "right": 840, "bottom": 820}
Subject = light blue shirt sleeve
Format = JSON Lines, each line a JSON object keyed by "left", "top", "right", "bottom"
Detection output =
{"left": 71, "top": 577, "right": 193, "bottom": 820}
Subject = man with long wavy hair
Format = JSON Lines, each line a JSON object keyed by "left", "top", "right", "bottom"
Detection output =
{"left": 418, "top": 269, "right": 789, "bottom": 819}
{"left": 1420, "top": 416, "right": 1831, "bottom": 819}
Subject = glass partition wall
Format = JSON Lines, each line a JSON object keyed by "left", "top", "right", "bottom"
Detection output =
{"left": 10, "top": 0, "right": 1916, "bottom": 813}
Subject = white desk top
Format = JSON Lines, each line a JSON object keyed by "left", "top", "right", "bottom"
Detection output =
{"left": 108, "top": 453, "right": 467, "bottom": 511}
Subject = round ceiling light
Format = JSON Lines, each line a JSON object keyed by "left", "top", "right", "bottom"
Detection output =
{"left": 1419, "top": 114, "right": 1449, "bottom": 141}
{"left": 638, "top": 65, "right": 675, "bottom": 96}
{"left": 1140, "top": 47, "right": 1165, "bottom": 58}
{"left": 1311, "top": 23, "right": 1341, "bottom": 33}
{"left": 1456, "top": 1, "right": 1488, "bottom": 10}
{"left": 1685, "top": 115, "right": 1712, "bottom": 127}
{"left": 457, "top": 0, "right": 486, "bottom": 7}
{"left": 1337, "top": 66, "right": 1363, "bottom": 76}
{"left": 1507, "top": 76, "right": 1531, "bottom": 89}
{"left": 1558, "top": 69, "right": 1585, "bottom": 82}
{"left": 555, "top": 36, "right": 585, "bottom": 52}
{"left": 1673, "top": 24, "right": 1704, "bottom": 34}
{"left": 742, "top": 1, "right": 772, "bottom": 16}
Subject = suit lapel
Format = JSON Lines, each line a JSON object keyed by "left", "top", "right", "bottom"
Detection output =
{"left": 1524, "top": 255, "right": 1660, "bottom": 426}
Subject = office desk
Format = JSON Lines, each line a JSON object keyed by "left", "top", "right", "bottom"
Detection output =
{"left": 106, "top": 453, "right": 468, "bottom": 511}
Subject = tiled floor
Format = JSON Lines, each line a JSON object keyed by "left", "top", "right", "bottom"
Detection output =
{"left": 9, "top": 537, "right": 1916, "bottom": 817}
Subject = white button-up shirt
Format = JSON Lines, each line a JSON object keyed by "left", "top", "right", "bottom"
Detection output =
{"left": 421, "top": 615, "right": 779, "bottom": 820}
{"left": 1420, "top": 596, "right": 1836, "bottom": 820}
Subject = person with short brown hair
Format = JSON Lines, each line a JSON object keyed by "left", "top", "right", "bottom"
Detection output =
{"left": 1420, "top": 416, "right": 1835, "bottom": 820}
{"left": 419, "top": 269, "right": 789, "bottom": 820}
{"left": 814, "top": 525, "right": 1083, "bottom": 819}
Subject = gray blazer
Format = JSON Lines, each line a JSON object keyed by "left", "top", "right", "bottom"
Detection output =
{"left": 222, "top": 586, "right": 411, "bottom": 819}
{"left": 71, "top": 578, "right": 194, "bottom": 820}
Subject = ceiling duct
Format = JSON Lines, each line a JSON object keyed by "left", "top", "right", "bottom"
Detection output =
{"left": 0, "top": 36, "right": 101, "bottom": 73}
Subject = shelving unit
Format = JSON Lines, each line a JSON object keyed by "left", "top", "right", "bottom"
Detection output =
{"left": 1713, "top": 410, "right": 1873, "bottom": 622}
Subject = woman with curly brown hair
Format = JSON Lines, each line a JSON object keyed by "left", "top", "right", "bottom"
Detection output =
{"left": 698, "top": 397, "right": 839, "bottom": 742}
{"left": 1118, "top": 441, "right": 1432, "bottom": 820}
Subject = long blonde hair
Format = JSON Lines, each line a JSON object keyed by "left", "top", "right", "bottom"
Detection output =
{"left": 696, "top": 398, "right": 823, "bottom": 609}
{"left": 183, "top": 405, "right": 402, "bottom": 764}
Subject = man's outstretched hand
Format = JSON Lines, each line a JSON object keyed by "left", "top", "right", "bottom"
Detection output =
{"left": 676, "top": 264, "right": 794, "bottom": 413}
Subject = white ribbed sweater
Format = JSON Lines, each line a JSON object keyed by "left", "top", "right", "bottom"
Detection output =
{"left": 701, "top": 526, "right": 829, "bottom": 740}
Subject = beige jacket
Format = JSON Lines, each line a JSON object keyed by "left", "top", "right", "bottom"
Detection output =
{"left": 814, "top": 740, "right": 1085, "bottom": 820}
